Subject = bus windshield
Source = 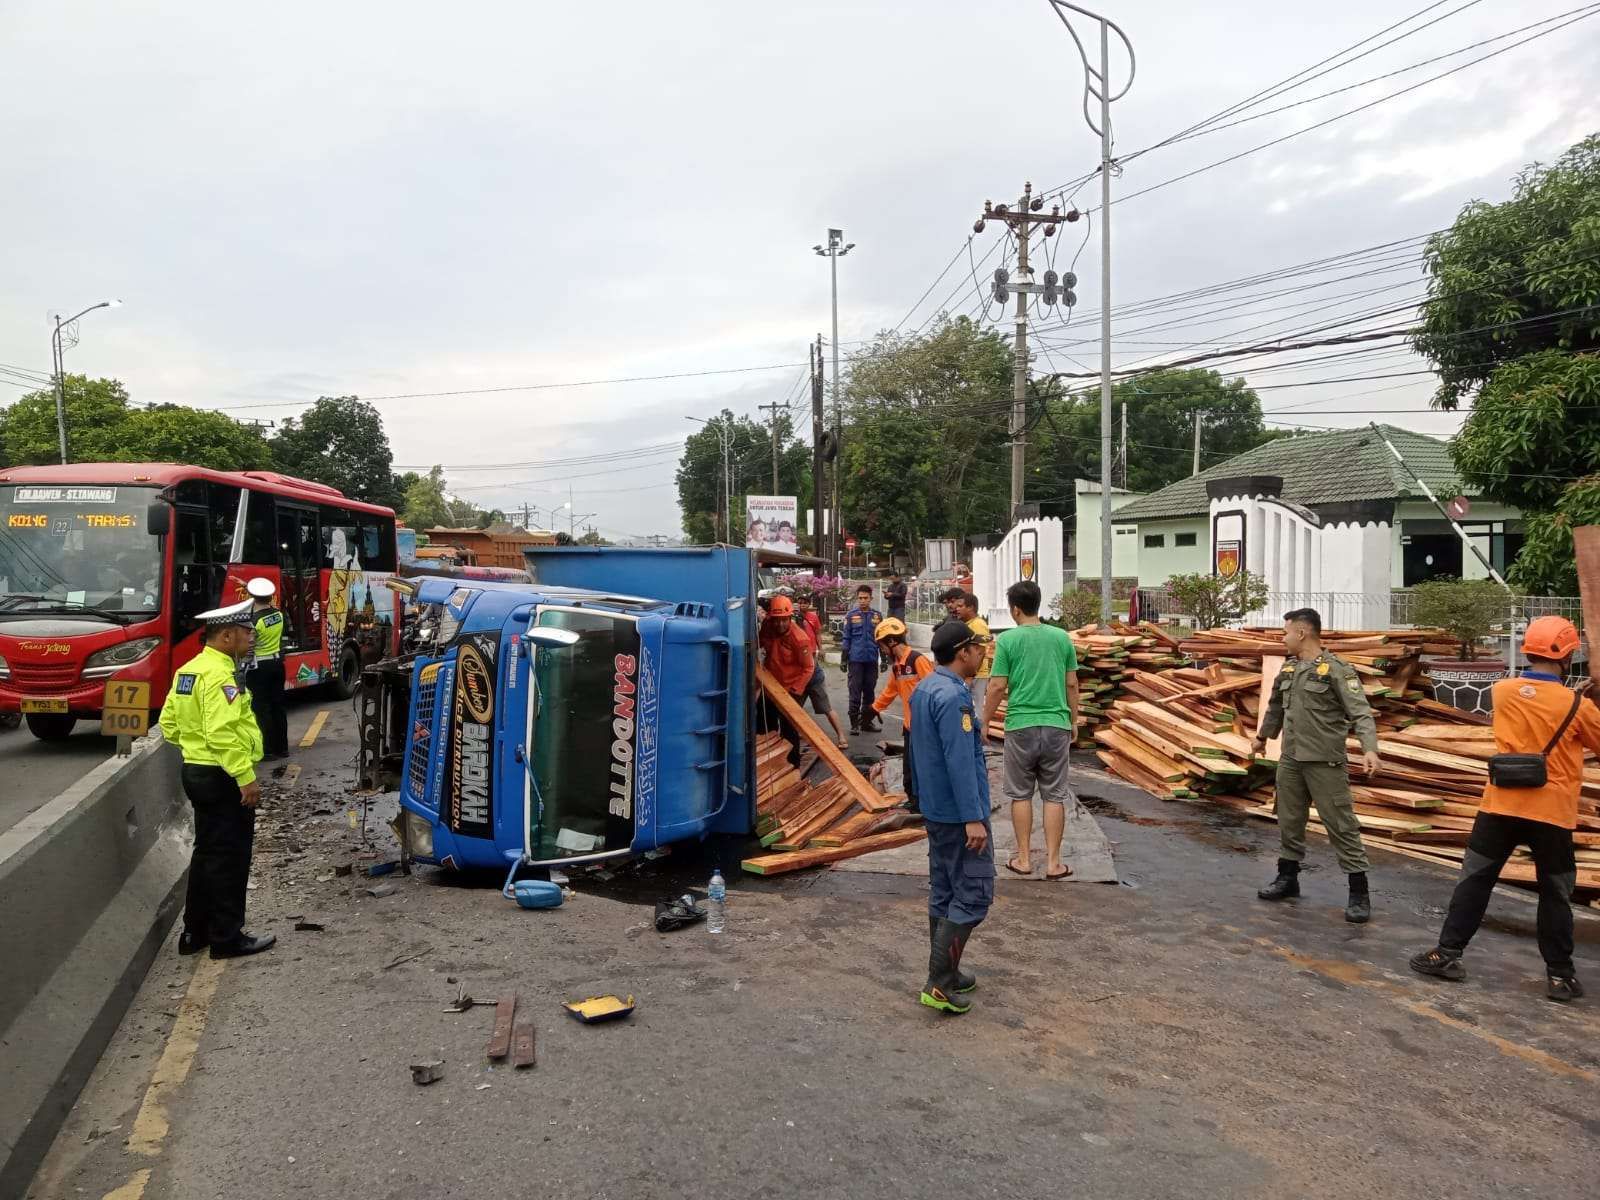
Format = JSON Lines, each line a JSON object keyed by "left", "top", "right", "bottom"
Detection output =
{"left": 0, "top": 485, "right": 162, "bottom": 616}
{"left": 528, "top": 608, "right": 642, "bottom": 861}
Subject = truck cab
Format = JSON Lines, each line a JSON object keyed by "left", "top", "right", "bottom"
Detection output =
{"left": 376, "top": 546, "right": 759, "bottom": 872}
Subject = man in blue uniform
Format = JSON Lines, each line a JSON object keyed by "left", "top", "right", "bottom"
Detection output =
{"left": 840, "top": 584, "right": 883, "bottom": 734}
{"left": 909, "top": 621, "right": 995, "bottom": 1015}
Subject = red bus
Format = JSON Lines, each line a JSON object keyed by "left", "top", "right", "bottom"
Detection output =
{"left": 0, "top": 463, "right": 401, "bottom": 740}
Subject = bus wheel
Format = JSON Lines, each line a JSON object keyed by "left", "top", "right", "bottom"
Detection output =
{"left": 26, "top": 713, "right": 78, "bottom": 741}
{"left": 328, "top": 646, "right": 362, "bottom": 700}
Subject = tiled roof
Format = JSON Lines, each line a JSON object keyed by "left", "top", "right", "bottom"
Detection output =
{"left": 1111, "top": 425, "right": 1464, "bottom": 523}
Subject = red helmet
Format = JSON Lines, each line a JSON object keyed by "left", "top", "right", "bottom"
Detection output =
{"left": 1522, "top": 615, "right": 1580, "bottom": 660}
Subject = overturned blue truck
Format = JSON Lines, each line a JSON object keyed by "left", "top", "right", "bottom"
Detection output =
{"left": 358, "top": 545, "right": 810, "bottom": 875}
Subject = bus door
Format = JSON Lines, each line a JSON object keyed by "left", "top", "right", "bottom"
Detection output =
{"left": 275, "top": 504, "right": 322, "bottom": 656}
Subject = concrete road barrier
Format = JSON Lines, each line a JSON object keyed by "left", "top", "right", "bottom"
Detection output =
{"left": 0, "top": 731, "right": 187, "bottom": 1197}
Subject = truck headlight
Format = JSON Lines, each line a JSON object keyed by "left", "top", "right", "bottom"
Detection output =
{"left": 83, "top": 637, "right": 162, "bottom": 680}
{"left": 0, "top": 654, "right": 9, "bottom": 680}
{"left": 403, "top": 810, "right": 435, "bottom": 858}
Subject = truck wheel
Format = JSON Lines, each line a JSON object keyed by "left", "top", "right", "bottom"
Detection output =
{"left": 327, "top": 646, "right": 362, "bottom": 700}
{"left": 26, "top": 713, "right": 78, "bottom": 741}
{"left": 0, "top": 712, "right": 21, "bottom": 732}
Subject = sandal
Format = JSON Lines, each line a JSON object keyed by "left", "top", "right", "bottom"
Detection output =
{"left": 1409, "top": 947, "right": 1465, "bottom": 981}
{"left": 1045, "top": 866, "right": 1072, "bottom": 881}
{"left": 1004, "top": 857, "right": 1033, "bottom": 877}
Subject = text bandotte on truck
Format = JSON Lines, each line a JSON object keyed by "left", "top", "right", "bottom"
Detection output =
{"left": 0, "top": 463, "right": 402, "bottom": 740}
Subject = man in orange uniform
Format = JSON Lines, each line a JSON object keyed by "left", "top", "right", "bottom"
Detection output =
{"left": 758, "top": 594, "right": 816, "bottom": 766}
{"left": 1410, "top": 617, "right": 1600, "bottom": 1002}
{"left": 871, "top": 618, "right": 933, "bottom": 731}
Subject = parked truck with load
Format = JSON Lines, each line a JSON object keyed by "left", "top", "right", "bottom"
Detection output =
{"left": 360, "top": 545, "right": 782, "bottom": 875}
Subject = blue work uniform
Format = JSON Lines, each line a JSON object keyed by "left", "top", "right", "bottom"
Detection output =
{"left": 909, "top": 666, "right": 995, "bottom": 926}
{"left": 841, "top": 604, "right": 883, "bottom": 727}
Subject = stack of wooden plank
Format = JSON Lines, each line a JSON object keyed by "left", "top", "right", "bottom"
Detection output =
{"left": 740, "top": 671, "right": 925, "bottom": 876}
{"left": 1093, "top": 663, "right": 1600, "bottom": 895}
{"left": 1176, "top": 626, "right": 1456, "bottom": 704}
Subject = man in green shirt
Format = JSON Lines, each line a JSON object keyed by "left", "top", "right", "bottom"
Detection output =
{"left": 981, "top": 580, "right": 1080, "bottom": 879}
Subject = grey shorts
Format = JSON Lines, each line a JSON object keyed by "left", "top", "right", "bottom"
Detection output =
{"left": 800, "top": 666, "right": 832, "bottom": 715}
{"left": 1002, "top": 725, "right": 1073, "bottom": 805}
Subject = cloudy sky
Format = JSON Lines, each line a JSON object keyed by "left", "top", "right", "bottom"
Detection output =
{"left": 2, "top": 0, "right": 1596, "bottom": 538}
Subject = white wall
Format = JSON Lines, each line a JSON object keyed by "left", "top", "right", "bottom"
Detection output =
{"left": 973, "top": 516, "right": 1064, "bottom": 630}
{"left": 1074, "top": 488, "right": 1142, "bottom": 579}
{"left": 1129, "top": 516, "right": 1209, "bottom": 581}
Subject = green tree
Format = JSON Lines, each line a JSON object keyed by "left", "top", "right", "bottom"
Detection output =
{"left": 270, "top": 396, "right": 397, "bottom": 505}
{"left": 0, "top": 376, "right": 134, "bottom": 465}
{"left": 577, "top": 528, "right": 610, "bottom": 545}
{"left": 1413, "top": 135, "right": 1600, "bottom": 593}
{"left": 1409, "top": 577, "right": 1508, "bottom": 661}
{"left": 1165, "top": 568, "right": 1270, "bottom": 631}
{"left": 675, "top": 409, "right": 811, "bottom": 544}
{"left": 402, "top": 465, "right": 452, "bottom": 530}
{"left": 114, "top": 405, "right": 270, "bottom": 470}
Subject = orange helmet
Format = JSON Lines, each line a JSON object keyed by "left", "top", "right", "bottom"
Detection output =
{"left": 1522, "top": 615, "right": 1580, "bottom": 660}
{"left": 874, "top": 616, "right": 909, "bottom": 642}
{"left": 766, "top": 594, "right": 794, "bottom": 618}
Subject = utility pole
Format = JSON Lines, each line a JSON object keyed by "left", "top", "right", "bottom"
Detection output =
{"left": 815, "top": 230, "right": 854, "bottom": 569}
{"left": 758, "top": 400, "right": 783, "bottom": 493}
{"left": 1192, "top": 410, "right": 1202, "bottom": 476}
{"left": 811, "top": 336, "right": 825, "bottom": 559}
{"left": 1049, "top": 1, "right": 1135, "bottom": 624}
{"left": 975, "top": 183, "right": 1068, "bottom": 521}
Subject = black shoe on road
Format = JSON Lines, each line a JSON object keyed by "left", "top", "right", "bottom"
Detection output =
{"left": 1345, "top": 894, "right": 1372, "bottom": 924}
{"left": 1409, "top": 947, "right": 1465, "bottom": 981}
{"left": 177, "top": 929, "right": 203, "bottom": 956}
{"left": 210, "top": 932, "right": 276, "bottom": 959}
{"left": 1547, "top": 974, "right": 1584, "bottom": 1003}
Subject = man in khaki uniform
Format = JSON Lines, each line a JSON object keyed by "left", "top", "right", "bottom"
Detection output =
{"left": 1251, "top": 608, "right": 1382, "bottom": 923}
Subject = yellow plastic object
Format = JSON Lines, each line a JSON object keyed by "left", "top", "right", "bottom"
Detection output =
{"left": 562, "top": 994, "right": 637, "bottom": 1023}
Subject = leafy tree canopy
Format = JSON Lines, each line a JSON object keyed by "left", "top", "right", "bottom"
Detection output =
{"left": 270, "top": 395, "right": 398, "bottom": 507}
{"left": 675, "top": 408, "right": 811, "bottom": 545}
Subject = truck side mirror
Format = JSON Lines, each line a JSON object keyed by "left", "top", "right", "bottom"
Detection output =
{"left": 147, "top": 503, "right": 171, "bottom": 536}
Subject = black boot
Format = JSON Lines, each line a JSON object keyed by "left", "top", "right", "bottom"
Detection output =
{"left": 919, "top": 918, "right": 973, "bottom": 1014}
{"left": 930, "top": 916, "right": 975, "bottom": 993}
{"left": 1257, "top": 858, "right": 1300, "bottom": 901}
{"left": 1345, "top": 872, "right": 1371, "bottom": 924}
{"left": 210, "top": 932, "right": 276, "bottom": 959}
{"left": 177, "top": 928, "right": 203, "bottom": 956}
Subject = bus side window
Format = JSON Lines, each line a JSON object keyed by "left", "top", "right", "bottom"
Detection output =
{"left": 209, "top": 485, "right": 241, "bottom": 564}
{"left": 242, "top": 491, "right": 276, "bottom": 563}
{"left": 361, "top": 515, "right": 397, "bottom": 571}
{"left": 172, "top": 507, "right": 221, "bottom": 624}
{"left": 321, "top": 506, "right": 360, "bottom": 570}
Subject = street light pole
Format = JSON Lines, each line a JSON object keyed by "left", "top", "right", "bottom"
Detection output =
{"left": 814, "top": 230, "right": 854, "bottom": 568}
{"left": 685, "top": 414, "right": 734, "bottom": 543}
{"left": 1049, "top": 2, "right": 1134, "bottom": 626}
{"left": 50, "top": 299, "right": 122, "bottom": 465}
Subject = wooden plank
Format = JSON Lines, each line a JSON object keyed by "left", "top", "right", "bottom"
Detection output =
{"left": 758, "top": 666, "right": 895, "bottom": 812}
{"left": 774, "top": 792, "right": 858, "bottom": 851}
{"left": 486, "top": 994, "right": 516, "bottom": 1060}
{"left": 1577, "top": 524, "right": 1600, "bottom": 688}
{"left": 511, "top": 1023, "right": 536, "bottom": 1070}
{"left": 741, "top": 827, "right": 927, "bottom": 875}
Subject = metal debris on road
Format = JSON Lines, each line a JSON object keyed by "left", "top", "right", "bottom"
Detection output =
{"left": 294, "top": 920, "right": 325, "bottom": 932}
{"left": 382, "top": 946, "right": 431, "bottom": 970}
{"left": 511, "top": 1023, "right": 536, "bottom": 1069}
{"left": 563, "top": 994, "right": 636, "bottom": 1024}
{"left": 486, "top": 995, "right": 517, "bottom": 1059}
{"left": 365, "top": 882, "right": 397, "bottom": 898}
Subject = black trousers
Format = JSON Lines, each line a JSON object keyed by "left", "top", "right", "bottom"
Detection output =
{"left": 247, "top": 658, "right": 288, "bottom": 756}
{"left": 182, "top": 765, "right": 257, "bottom": 947}
{"left": 846, "top": 661, "right": 879, "bottom": 725}
{"left": 1439, "top": 811, "right": 1577, "bottom": 975}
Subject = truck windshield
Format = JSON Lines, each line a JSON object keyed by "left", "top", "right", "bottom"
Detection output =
{"left": 528, "top": 608, "right": 641, "bottom": 861}
{"left": 0, "top": 485, "right": 161, "bottom": 616}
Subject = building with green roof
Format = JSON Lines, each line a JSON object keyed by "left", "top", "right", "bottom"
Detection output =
{"left": 1111, "top": 425, "right": 1524, "bottom": 589}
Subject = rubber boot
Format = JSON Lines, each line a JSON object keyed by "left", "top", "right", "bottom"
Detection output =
{"left": 1344, "top": 871, "right": 1371, "bottom": 924}
{"left": 930, "top": 915, "right": 975, "bottom": 993}
{"left": 919, "top": 918, "right": 973, "bottom": 1014}
{"left": 1257, "top": 858, "right": 1300, "bottom": 901}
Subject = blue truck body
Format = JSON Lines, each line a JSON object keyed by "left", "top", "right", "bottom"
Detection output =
{"left": 395, "top": 546, "right": 759, "bottom": 872}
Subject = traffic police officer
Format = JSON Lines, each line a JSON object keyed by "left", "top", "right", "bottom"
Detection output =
{"left": 244, "top": 576, "right": 289, "bottom": 760}
{"left": 1251, "top": 607, "right": 1382, "bottom": 923}
{"left": 909, "top": 621, "right": 995, "bottom": 1014}
{"left": 159, "top": 599, "right": 275, "bottom": 959}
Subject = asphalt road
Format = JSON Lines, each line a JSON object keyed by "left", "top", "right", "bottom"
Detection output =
{"left": 29, "top": 693, "right": 1600, "bottom": 1200}
{"left": 0, "top": 718, "right": 116, "bottom": 836}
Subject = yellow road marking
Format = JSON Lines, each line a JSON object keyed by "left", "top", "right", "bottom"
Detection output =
{"left": 126, "top": 955, "right": 224, "bottom": 1157}
{"left": 102, "top": 1169, "right": 151, "bottom": 1200}
{"left": 299, "top": 708, "right": 330, "bottom": 748}
{"left": 1256, "top": 938, "right": 1597, "bottom": 1084}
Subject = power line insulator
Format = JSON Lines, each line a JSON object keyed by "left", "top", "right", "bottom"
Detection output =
{"left": 1042, "top": 270, "right": 1059, "bottom": 306}
{"left": 1065, "top": 208, "right": 1081, "bottom": 222}
{"left": 1062, "top": 271, "right": 1078, "bottom": 288}
{"left": 1063, "top": 289, "right": 1078, "bottom": 307}
{"left": 992, "top": 267, "right": 1010, "bottom": 304}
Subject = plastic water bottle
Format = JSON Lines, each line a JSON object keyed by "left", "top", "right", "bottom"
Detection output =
{"left": 707, "top": 869, "right": 727, "bottom": 934}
